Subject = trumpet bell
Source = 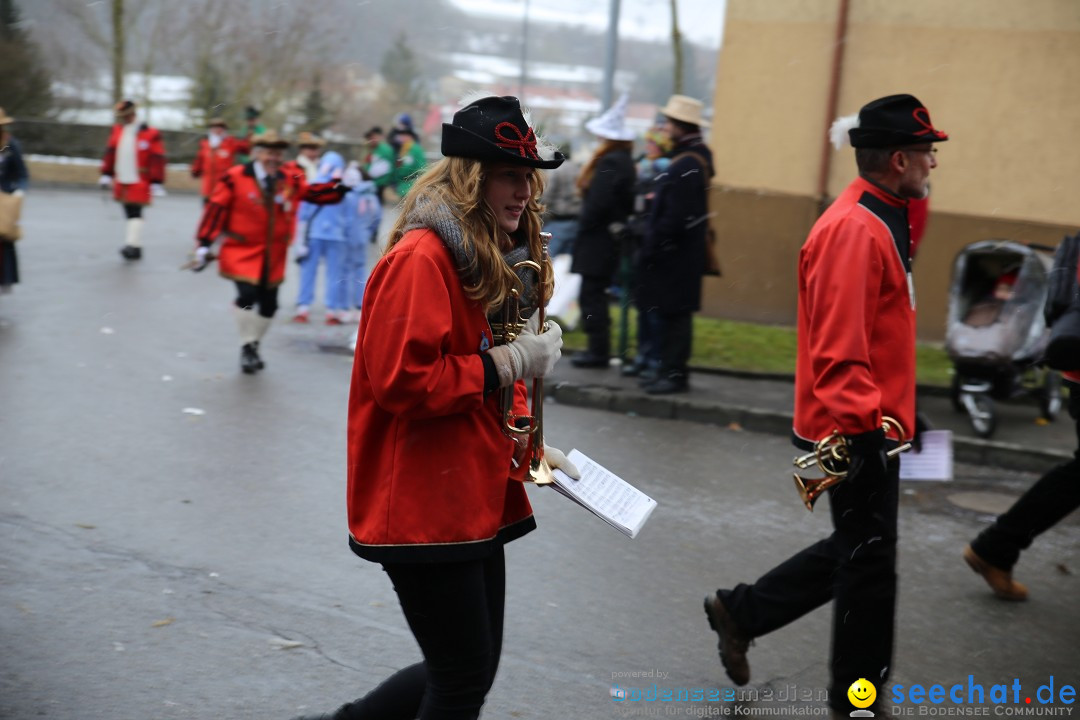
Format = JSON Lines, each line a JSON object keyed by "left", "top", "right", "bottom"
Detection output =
{"left": 792, "top": 472, "right": 841, "bottom": 512}
{"left": 530, "top": 457, "right": 555, "bottom": 485}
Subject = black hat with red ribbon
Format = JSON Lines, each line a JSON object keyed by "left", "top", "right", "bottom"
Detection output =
{"left": 847, "top": 94, "right": 948, "bottom": 149}
{"left": 441, "top": 95, "right": 564, "bottom": 169}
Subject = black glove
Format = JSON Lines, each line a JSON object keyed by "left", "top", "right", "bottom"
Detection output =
{"left": 844, "top": 427, "right": 887, "bottom": 482}
{"left": 1066, "top": 380, "right": 1080, "bottom": 421}
{"left": 332, "top": 181, "right": 353, "bottom": 197}
{"left": 912, "top": 411, "right": 933, "bottom": 453}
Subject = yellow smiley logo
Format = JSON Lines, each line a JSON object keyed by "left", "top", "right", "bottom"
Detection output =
{"left": 847, "top": 678, "right": 877, "bottom": 709}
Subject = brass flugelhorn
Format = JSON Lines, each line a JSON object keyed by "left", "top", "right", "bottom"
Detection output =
{"left": 792, "top": 416, "right": 911, "bottom": 511}
{"left": 493, "top": 232, "right": 554, "bottom": 485}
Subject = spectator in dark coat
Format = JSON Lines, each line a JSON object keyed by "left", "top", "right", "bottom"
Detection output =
{"left": 0, "top": 108, "right": 28, "bottom": 293}
{"left": 570, "top": 94, "right": 638, "bottom": 368}
{"left": 637, "top": 95, "right": 713, "bottom": 394}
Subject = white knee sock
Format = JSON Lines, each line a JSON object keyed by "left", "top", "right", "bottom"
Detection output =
{"left": 234, "top": 306, "right": 260, "bottom": 346}
{"left": 125, "top": 217, "right": 144, "bottom": 247}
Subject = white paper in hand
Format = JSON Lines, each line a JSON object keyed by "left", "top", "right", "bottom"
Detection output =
{"left": 550, "top": 449, "right": 657, "bottom": 538}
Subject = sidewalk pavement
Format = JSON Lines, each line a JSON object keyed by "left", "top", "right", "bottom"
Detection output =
{"left": 548, "top": 354, "right": 1075, "bottom": 475}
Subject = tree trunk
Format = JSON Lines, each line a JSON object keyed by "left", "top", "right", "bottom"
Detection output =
{"left": 670, "top": 0, "right": 683, "bottom": 95}
{"left": 112, "top": 0, "right": 124, "bottom": 104}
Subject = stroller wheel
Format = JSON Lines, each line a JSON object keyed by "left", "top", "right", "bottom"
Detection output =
{"left": 1040, "top": 370, "right": 1063, "bottom": 421}
{"left": 950, "top": 374, "right": 965, "bottom": 413}
{"left": 965, "top": 395, "right": 997, "bottom": 438}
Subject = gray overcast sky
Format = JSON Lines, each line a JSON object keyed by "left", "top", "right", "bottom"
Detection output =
{"left": 447, "top": 0, "right": 727, "bottom": 48}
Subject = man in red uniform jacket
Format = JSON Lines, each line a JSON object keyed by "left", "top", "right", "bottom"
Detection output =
{"left": 190, "top": 117, "right": 249, "bottom": 204}
{"left": 192, "top": 130, "right": 347, "bottom": 373}
{"left": 703, "top": 94, "right": 948, "bottom": 718}
{"left": 99, "top": 99, "right": 166, "bottom": 261}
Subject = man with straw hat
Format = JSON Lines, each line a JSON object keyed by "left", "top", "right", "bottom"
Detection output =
{"left": 99, "top": 99, "right": 167, "bottom": 261}
{"left": 190, "top": 117, "right": 250, "bottom": 204}
{"left": 190, "top": 130, "right": 350, "bottom": 374}
{"left": 636, "top": 94, "right": 713, "bottom": 394}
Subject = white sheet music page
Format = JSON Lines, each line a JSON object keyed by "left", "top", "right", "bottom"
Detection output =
{"left": 550, "top": 449, "right": 657, "bottom": 538}
{"left": 898, "top": 430, "right": 954, "bottom": 481}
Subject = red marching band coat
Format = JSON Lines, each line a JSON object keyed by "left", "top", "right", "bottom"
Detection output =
{"left": 100, "top": 123, "right": 166, "bottom": 205}
{"left": 196, "top": 163, "right": 343, "bottom": 286}
{"left": 190, "top": 136, "right": 250, "bottom": 199}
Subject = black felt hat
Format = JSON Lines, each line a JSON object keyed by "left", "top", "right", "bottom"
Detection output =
{"left": 849, "top": 94, "right": 948, "bottom": 149}
{"left": 441, "top": 96, "right": 564, "bottom": 169}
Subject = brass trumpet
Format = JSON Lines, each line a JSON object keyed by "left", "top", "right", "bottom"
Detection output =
{"left": 493, "top": 232, "right": 554, "bottom": 485}
{"left": 792, "top": 416, "right": 911, "bottom": 511}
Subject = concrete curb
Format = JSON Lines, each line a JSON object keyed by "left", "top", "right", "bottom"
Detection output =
{"left": 549, "top": 381, "right": 1072, "bottom": 474}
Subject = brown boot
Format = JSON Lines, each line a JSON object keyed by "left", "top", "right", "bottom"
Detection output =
{"left": 963, "top": 545, "right": 1028, "bottom": 601}
{"left": 703, "top": 593, "right": 751, "bottom": 685}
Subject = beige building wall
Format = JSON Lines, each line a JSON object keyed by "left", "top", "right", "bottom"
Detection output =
{"left": 705, "top": 0, "right": 1080, "bottom": 340}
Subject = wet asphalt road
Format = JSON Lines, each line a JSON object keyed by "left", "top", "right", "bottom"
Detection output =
{"left": 1, "top": 189, "right": 1077, "bottom": 720}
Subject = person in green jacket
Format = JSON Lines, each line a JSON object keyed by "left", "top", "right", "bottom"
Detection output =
{"left": 361, "top": 126, "right": 395, "bottom": 203}
{"left": 389, "top": 113, "right": 426, "bottom": 198}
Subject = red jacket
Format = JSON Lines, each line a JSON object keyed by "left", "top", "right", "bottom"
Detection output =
{"left": 346, "top": 228, "right": 535, "bottom": 563}
{"left": 101, "top": 123, "right": 166, "bottom": 205}
{"left": 794, "top": 176, "right": 917, "bottom": 446}
{"left": 196, "top": 163, "right": 342, "bottom": 286}
{"left": 191, "top": 136, "right": 250, "bottom": 198}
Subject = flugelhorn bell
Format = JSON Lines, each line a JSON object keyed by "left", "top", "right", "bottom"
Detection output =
{"left": 792, "top": 417, "right": 911, "bottom": 511}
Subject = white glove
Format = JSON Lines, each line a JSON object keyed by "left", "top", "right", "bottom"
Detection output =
{"left": 544, "top": 444, "right": 580, "bottom": 480}
{"left": 191, "top": 246, "right": 211, "bottom": 272}
{"left": 151, "top": 183, "right": 167, "bottom": 197}
{"left": 98, "top": 175, "right": 113, "bottom": 188}
{"left": 293, "top": 242, "right": 309, "bottom": 263}
{"left": 12, "top": 189, "right": 24, "bottom": 198}
{"left": 486, "top": 313, "right": 563, "bottom": 386}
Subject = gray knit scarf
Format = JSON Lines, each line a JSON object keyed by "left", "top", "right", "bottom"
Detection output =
{"left": 402, "top": 196, "right": 539, "bottom": 323}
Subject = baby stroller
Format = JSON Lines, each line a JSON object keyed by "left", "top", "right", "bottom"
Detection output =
{"left": 945, "top": 239, "right": 1062, "bottom": 438}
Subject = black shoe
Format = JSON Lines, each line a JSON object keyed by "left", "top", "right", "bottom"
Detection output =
{"left": 645, "top": 376, "right": 688, "bottom": 394}
{"left": 252, "top": 341, "right": 266, "bottom": 370}
{"left": 637, "top": 367, "right": 660, "bottom": 387}
{"left": 704, "top": 593, "right": 751, "bottom": 686}
{"left": 120, "top": 245, "right": 142, "bottom": 260}
{"left": 240, "top": 343, "right": 261, "bottom": 374}
{"left": 571, "top": 351, "right": 610, "bottom": 368}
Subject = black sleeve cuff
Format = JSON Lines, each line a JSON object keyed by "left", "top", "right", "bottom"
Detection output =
{"left": 845, "top": 427, "right": 885, "bottom": 455}
{"left": 481, "top": 353, "right": 500, "bottom": 397}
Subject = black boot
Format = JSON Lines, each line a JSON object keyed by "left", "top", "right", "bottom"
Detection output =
{"left": 252, "top": 341, "right": 266, "bottom": 369}
{"left": 240, "top": 343, "right": 261, "bottom": 374}
{"left": 119, "top": 245, "right": 142, "bottom": 260}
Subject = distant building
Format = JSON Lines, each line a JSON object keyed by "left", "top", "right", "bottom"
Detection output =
{"left": 704, "top": 0, "right": 1080, "bottom": 340}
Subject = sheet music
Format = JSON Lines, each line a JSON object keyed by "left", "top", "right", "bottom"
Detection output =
{"left": 550, "top": 449, "right": 657, "bottom": 538}
{"left": 899, "top": 430, "right": 954, "bottom": 481}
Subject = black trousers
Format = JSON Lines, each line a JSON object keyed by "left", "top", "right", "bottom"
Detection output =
{"left": 335, "top": 549, "right": 506, "bottom": 720}
{"left": 578, "top": 274, "right": 611, "bottom": 357}
{"left": 971, "top": 385, "right": 1080, "bottom": 570}
{"left": 718, "top": 460, "right": 899, "bottom": 709}
{"left": 644, "top": 310, "right": 692, "bottom": 380}
{"left": 234, "top": 281, "right": 278, "bottom": 318}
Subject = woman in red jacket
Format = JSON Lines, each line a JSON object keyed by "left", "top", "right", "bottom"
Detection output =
{"left": 294, "top": 96, "right": 577, "bottom": 720}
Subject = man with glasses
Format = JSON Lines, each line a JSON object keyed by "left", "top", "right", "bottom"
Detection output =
{"left": 702, "top": 94, "right": 947, "bottom": 718}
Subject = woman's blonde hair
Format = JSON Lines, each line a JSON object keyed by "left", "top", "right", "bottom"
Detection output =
{"left": 387, "top": 156, "right": 552, "bottom": 314}
{"left": 576, "top": 138, "right": 634, "bottom": 192}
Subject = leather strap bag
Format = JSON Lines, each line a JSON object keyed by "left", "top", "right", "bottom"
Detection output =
{"left": 0, "top": 191, "right": 22, "bottom": 242}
